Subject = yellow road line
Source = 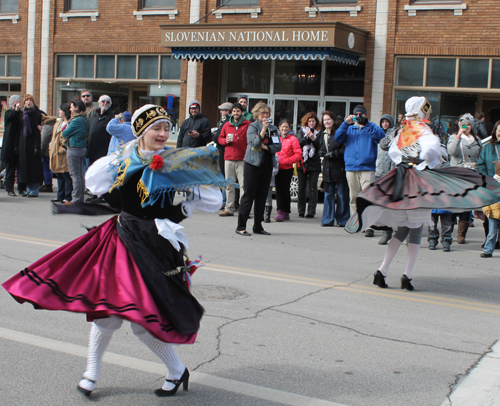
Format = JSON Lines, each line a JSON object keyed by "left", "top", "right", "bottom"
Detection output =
{"left": 204, "top": 264, "right": 500, "bottom": 314}
{"left": 1, "top": 231, "right": 498, "bottom": 314}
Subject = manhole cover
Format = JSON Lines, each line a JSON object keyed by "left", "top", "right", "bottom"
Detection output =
{"left": 191, "top": 285, "right": 248, "bottom": 300}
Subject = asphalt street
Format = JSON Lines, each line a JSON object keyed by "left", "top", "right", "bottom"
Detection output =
{"left": 1, "top": 191, "right": 500, "bottom": 406}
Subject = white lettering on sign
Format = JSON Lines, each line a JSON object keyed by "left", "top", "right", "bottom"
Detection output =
{"left": 164, "top": 30, "right": 328, "bottom": 44}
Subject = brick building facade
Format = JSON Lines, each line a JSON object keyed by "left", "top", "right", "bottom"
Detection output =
{"left": 0, "top": 0, "right": 499, "bottom": 142}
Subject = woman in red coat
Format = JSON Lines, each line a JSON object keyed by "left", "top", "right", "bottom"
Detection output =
{"left": 274, "top": 119, "right": 303, "bottom": 221}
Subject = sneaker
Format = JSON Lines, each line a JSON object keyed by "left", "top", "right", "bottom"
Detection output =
{"left": 284, "top": 213, "right": 290, "bottom": 221}
{"left": 305, "top": 214, "right": 314, "bottom": 218}
{"left": 373, "top": 270, "right": 388, "bottom": 288}
{"left": 365, "top": 229, "right": 375, "bottom": 237}
{"left": 480, "top": 252, "right": 492, "bottom": 258}
{"left": 219, "top": 210, "right": 234, "bottom": 217}
{"left": 401, "top": 274, "right": 414, "bottom": 291}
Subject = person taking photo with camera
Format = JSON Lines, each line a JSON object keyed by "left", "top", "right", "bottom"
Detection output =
{"left": 235, "top": 101, "right": 281, "bottom": 236}
{"left": 334, "top": 105, "right": 385, "bottom": 237}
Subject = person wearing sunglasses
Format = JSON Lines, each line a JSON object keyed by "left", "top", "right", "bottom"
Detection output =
{"left": 334, "top": 105, "right": 385, "bottom": 237}
{"left": 80, "top": 90, "right": 97, "bottom": 121}
{"left": 85, "top": 95, "right": 114, "bottom": 203}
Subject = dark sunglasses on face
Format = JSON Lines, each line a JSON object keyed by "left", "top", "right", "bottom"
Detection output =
{"left": 81, "top": 94, "right": 91, "bottom": 98}
{"left": 99, "top": 100, "right": 110, "bottom": 104}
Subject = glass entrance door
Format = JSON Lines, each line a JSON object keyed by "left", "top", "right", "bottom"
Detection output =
{"left": 274, "top": 97, "right": 318, "bottom": 132}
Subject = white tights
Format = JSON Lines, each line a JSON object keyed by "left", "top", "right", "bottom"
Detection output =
{"left": 378, "top": 226, "right": 422, "bottom": 279}
{"left": 80, "top": 316, "right": 185, "bottom": 391}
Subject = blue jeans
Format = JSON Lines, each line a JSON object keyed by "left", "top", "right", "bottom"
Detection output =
{"left": 322, "top": 181, "right": 350, "bottom": 226}
{"left": 484, "top": 218, "right": 500, "bottom": 254}
{"left": 42, "top": 156, "right": 53, "bottom": 186}
{"left": 67, "top": 147, "right": 86, "bottom": 204}
{"left": 56, "top": 172, "right": 73, "bottom": 201}
{"left": 27, "top": 182, "right": 41, "bottom": 196}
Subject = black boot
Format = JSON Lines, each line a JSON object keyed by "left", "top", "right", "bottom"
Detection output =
{"left": 264, "top": 206, "right": 272, "bottom": 223}
{"left": 401, "top": 274, "right": 414, "bottom": 291}
{"left": 373, "top": 270, "right": 388, "bottom": 288}
{"left": 428, "top": 237, "right": 438, "bottom": 250}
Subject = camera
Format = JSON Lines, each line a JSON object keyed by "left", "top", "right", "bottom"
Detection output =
{"left": 266, "top": 118, "right": 273, "bottom": 123}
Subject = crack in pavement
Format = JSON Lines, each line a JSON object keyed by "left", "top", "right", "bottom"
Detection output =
{"left": 192, "top": 274, "right": 371, "bottom": 371}
{"left": 0, "top": 254, "right": 31, "bottom": 263}
{"left": 271, "top": 308, "right": 481, "bottom": 356}
{"left": 444, "top": 340, "right": 498, "bottom": 406}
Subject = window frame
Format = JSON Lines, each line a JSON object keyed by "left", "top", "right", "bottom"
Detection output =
{"left": 0, "top": 0, "right": 19, "bottom": 14}
{"left": 0, "top": 54, "right": 22, "bottom": 78}
{"left": 55, "top": 54, "right": 182, "bottom": 83}
{"left": 64, "top": 0, "right": 98, "bottom": 12}
{"left": 138, "top": 0, "right": 176, "bottom": 9}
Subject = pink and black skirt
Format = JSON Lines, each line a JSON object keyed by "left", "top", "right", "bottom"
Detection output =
{"left": 2, "top": 214, "right": 203, "bottom": 344}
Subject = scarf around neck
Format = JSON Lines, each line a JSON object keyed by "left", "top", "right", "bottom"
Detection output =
{"left": 23, "top": 107, "right": 34, "bottom": 138}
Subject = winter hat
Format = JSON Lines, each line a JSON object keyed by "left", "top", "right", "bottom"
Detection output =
{"left": 459, "top": 113, "right": 474, "bottom": 128}
{"left": 237, "top": 94, "right": 248, "bottom": 102}
{"left": 218, "top": 102, "right": 233, "bottom": 111}
{"left": 122, "top": 111, "right": 132, "bottom": 122}
{"left": 405, "top": 96, "right": 431, "bottom": 120}
{"left": 189, "top": 100, "right": 201, "bottom": 110}
{"left": 24, "top": 94, "right": 35, "bottom": 103}
{"left": 353, "top": 105, "right": 367, "bottom": 116}
{"left": 131, "top": 104, "right": 171, "bottom": 139}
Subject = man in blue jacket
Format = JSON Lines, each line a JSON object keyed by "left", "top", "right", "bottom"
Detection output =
{"left": 334, "top": 105, "right": 385, "bottom": 236}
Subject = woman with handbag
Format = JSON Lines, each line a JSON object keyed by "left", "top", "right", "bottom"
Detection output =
{"left": 62, "top": 99, "right": 88, "bottom": 204}
{"left": 447, "top": 113, "right": 482, "bottom": 244}
{"left": 49, "top": 103, "right": 73, "bottom": 202}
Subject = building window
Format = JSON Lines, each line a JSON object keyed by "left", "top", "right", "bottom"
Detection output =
{"left": 56, "top": 54, "right": 182, "bottom": 82}
{"left": 314, "top": 0, "right": 357, "bottom": 4}
{"left": 274, "top": 60, "right": 322, "bottom": 96}
{"left": 458, "top": 59, "right": 488, "bottom": 89}
{"left": 160, "top": 56, "right": 181, "bottom": 80}
{"left": 96, "top": 55, "right": 115, "bottom": 79}
{"left": 6, "top": 55, "right": 21, "bottom": 77}
{"left": 396, "top": 58, "right": 424, "bottom": 87}
{"left": 57, "top": 55, "right": 74, "bottom": 77}
{"left": 325, "top": 60, "right": 365, "bottom": 97}
{"left": 227, "top": 59, "right": 271, "bottom": 94}
{"left": 66, "top": 0, "right": 98, "bottom": 11}
{"left": 0, "top": 0, "right": 18, "bottom": 13}
{"left": 117, "top": 55, "right": 136, "bottom": 79}
{"left": 140, "top": 0, "right": 176, "bottom": 8}
{"left": 217, "top": 0, "right": 259, "bottom": 6}
{"left": 426, "top": 58, "right": 456, "bottom": 87}
{"left": 76, "top": 55, "right": 95, "bottom": 78}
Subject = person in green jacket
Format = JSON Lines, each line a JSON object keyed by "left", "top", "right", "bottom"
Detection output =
{"left": 62, "top": 99, "right": 88, "bottom": 204}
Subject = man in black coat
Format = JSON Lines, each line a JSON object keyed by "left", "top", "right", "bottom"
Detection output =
{"left": 18, "top": 94, "right": 45, "bottom": 197}
{"left": 86, "top": 95, "right": 113, "bottom": 203}
{"left": 176, "top": 100, "right": 211, "bottom": 148}
{"left": 87, "top": 95, "right": 113, "bottom": 166}
{"left": 2, "top": 95, "right": 23, "bottom": 196}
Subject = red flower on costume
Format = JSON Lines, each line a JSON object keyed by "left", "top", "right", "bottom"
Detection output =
{"left": 149, "top": 155, "right": 164, "bottom": 171}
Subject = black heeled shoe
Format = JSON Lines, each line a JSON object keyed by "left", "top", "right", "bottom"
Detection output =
{"left": 401, "top": 274, "right": 414, "bottom": 291}
{"left": 373, "top": 270, "right": 388, "bottom": 288}
{"left": 154, "top": 368, "right": 189, "bottom": 397}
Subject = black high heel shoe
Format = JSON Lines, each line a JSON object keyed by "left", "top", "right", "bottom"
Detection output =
{"left": 154, "top": 368, "right": 189, "bottom": 397}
